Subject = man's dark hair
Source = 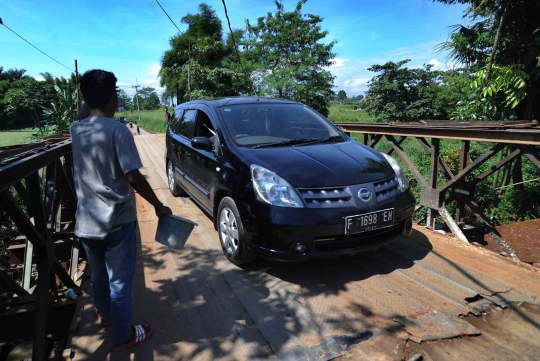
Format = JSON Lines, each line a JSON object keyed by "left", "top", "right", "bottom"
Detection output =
{"left": 80, "top": 69, "right": 117, "bottom": 109}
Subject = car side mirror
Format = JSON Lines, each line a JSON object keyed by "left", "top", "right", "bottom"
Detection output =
{"left": 191, "top": 136, "right": 213, "bottom": 151}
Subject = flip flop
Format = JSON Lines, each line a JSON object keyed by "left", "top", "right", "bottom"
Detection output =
{"left": 111, "top": 324, "right": 153, "bottom": 352}
{"left": 95, "top": 310, "right": 111, "bottom": 326}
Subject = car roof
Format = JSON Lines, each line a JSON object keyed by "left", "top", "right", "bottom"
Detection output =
{"left": 176, "top": 97, "right": 300, "bottom": 109}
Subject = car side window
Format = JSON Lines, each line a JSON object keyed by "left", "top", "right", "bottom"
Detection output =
{"left": 179, "top": 109, "right": 197, "bottom": 139}
{"left": 194, "top": 110, "right": 216, "bottom": 139}
{"left": 171, "top": 108, "right": 184, "bottom": 135}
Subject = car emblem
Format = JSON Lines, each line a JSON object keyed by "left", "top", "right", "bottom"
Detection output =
{"left": 357, "top": 188, "right": 372, "bottom": 202}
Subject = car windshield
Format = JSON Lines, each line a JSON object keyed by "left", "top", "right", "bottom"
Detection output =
{"left": 218, "top": 103, "right": 344, "bottom": 147}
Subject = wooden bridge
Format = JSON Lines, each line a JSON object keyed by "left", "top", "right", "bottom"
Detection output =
{"left": 1, "top": 122, "right": 540, "bottom": 361}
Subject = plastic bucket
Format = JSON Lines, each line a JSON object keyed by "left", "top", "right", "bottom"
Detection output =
{"left": 155, "top": 215, "right": 198, "bottom": 249}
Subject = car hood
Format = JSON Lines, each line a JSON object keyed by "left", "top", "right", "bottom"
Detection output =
{"left": 237, "top": 140, "right": 395, "bottom": 188}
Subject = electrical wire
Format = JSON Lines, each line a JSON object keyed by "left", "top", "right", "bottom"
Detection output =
{"left": 155, "top": 0, "right": 182, "bottom": 33}
{"left": 0, "top": 18, "right": 75, "bottom": 72}
{"left": 220, "top": 0, "right": 258, "bottom": 97}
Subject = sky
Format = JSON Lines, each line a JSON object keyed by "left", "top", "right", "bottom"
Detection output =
{"left": 1, "top": 0, "right": 468, "bottom": 98}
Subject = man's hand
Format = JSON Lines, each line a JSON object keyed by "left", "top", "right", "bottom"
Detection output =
{"left": 155, "top": 203, "right": 172, "bottom": 218}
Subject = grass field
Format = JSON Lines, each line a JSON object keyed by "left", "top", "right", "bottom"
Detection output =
{"left": 0, "top": 128, "right": 35, "bottom": 147}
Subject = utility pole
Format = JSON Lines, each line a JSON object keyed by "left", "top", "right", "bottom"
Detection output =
{"left": 188, "top": 44, "right": 192, "bottom": 101}
{"left": 75, "top": 59, "right": 80, "bottom": 116}
{"left": 132, "top": 79, "right": 141, "bottom": 123}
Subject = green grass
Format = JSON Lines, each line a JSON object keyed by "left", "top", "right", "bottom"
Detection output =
{"left": 328, "top": 103, "right": 372, "bottom": 123}
{"left": 0, "top": 128, "right": 35, "bottom": 147}
{"left": 123, "top": 109, "right": 168, "bottom": 133}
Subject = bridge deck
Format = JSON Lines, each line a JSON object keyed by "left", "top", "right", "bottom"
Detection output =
{"left": 65, "top": 129, "right": 540, "bottom": 361}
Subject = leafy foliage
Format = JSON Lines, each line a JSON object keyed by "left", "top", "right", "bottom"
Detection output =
{"left": 159, "top": 4, "right": 246, "bottom": 102}
{"left": 363, "top": 60, "right": 446, "bottom": 122}
{"left": 434, "top": 0, "right": 540, "bottom": 119}
{"left": 245, "top": 0, "right": 336, "bottom": 116}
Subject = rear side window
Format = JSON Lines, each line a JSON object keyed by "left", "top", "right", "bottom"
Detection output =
{"left": 171, "top": 108, "right": 183, "bottom": 134}
{"left": 178, "top": 109, "right": 197, "bottom": 139}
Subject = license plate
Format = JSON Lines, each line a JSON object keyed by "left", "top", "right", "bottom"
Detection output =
{"left": 345, "top": 208, "right": 395, "bottom": 235}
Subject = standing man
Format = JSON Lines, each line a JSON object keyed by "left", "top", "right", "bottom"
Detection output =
{"left": 71, "top": 69, "right": 172, "bottom": 351}
{"left": 165, "top": 108, "right": 170, "bottom": 125}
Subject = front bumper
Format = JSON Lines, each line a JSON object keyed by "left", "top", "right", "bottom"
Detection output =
{"left": 237, "top": 189, "right": 416, "bottom": 261}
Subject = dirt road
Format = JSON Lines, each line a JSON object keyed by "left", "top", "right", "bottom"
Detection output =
{"left": 67, "top": 130, "right": 540, "bottom": 361}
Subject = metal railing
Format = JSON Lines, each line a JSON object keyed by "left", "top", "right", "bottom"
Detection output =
{"left": 0, "top": 138, "right": 84, "bottom": 361}
{"left": 336, "top": 120, "right": 540, "bottom": 259}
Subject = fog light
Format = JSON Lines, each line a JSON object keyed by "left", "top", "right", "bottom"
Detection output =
{"left": 294, "top": 243, "right": 307, "bottom": 253}
{"left": 404, "top": 218, "right": 413, "bottom": 236}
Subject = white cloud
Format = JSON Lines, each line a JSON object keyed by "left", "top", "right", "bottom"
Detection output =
{"left": 148, "top": 63, "right": 161, "bottom": 78}
{"left": 328, "top": 58, "right": 349, "bottom": 68}
{"left": 34, "top": 76, "right": 45, "bottom": 82}
{"left": 343, "top": 77, "right": 370, "bottom": 87}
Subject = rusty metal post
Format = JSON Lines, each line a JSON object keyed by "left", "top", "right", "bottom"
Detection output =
{"left": 427, "top": 138, "right": 440, "bottom": 228}
{"left": 455, "top": 140, "right": 470, "bottom": 222}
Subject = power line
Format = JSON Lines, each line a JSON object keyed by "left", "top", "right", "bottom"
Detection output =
{"left": 220, "top": 0, "right": 258, "bottom": 97}
{"left": 0, "top": 17, "right": 75, "bottom": 72}
{"left": 154, "top": 0, "right": 181, "bottom": 33}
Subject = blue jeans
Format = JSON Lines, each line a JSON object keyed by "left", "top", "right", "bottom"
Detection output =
{"left": 80, "top": 222, "right": 137, "bottom": 346}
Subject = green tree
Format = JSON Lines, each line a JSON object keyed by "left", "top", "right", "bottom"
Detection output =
{"left": 245, "top": 0, "right": 337, "bottom": 116}
{"left": 160, "top": 3, "right": 245, "bottom": 102}
{"left": 4, "top": 78, "right": 56, "bottom": 137}
{"left": 355, "top": 94, "right": 365, "bottom": 102}
{"left": 118, "top": 89, "right": 133, "bottom": 111}
{"left": 0, "top": 67, "right": 31, "bottom": 129}
{"left": 337, "top": 90, "right": 347, "bottom": 101}
{"left": 136, "top": 87, "right": 161, "bottom": 110}
{"left": 364, "top": 59, "right": 445, "bottom": 122}
{"left": 435, "top": 0, "right": 540, "bottom": 119}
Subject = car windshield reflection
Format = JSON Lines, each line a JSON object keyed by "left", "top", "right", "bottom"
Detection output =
{"left": 218, "top": 104, "right": 344, "bottom": 147}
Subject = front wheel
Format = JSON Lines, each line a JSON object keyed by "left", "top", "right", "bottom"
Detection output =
{"left": 217, "top": 197, "right": 255, "bottom": 265}
{"left": 167, "top": 161, "right": 185, "bottom": 197}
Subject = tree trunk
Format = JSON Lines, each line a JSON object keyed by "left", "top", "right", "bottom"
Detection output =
{"left": 484, "top": 0, "right": 512, "bottom": 87}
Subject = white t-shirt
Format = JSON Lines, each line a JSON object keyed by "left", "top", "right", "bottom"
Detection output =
{"left": 70, "top": 116, "right": 143, "bottom": 240}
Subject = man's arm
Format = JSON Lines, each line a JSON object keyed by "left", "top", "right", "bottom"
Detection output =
{"left": 126, "top": 169, "right": 172, "bottom": 217}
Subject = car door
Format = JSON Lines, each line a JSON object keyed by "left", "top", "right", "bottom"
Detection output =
{"left": 167, "top": 107, "right": 184, "bottom": 185}
{"left": 171, "top": 108, "right": 197, "bottom": 192}
{"left": 182, "top": 105, "right": 221, "bottom": 211}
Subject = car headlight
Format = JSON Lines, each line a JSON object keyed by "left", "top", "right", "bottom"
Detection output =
{"left": 381, "top": 153, "right": 409, "bottom": 192}
{"left": 250, "top": 164, "right": 304, "bottom": 208}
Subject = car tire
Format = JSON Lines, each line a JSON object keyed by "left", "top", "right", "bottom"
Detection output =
{"left": 217, "top": 197, "right": 255, "bottom": 265}
{"left": 167, "top": 160, "right": 186, "bottom": 197}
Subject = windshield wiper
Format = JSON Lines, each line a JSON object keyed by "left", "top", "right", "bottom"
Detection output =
{"left": 295, "top": 135, "right": 342, "bottom": 146}
{"left": 251, "top": 139, "right": 319, "bottom": 149}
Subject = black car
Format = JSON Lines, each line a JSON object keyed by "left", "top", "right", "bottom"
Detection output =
{"left": 118, "top": 116, "right": 127, "bottom": 124}
{"left": 165, "top": 98, "right": 415, "bottom": 265}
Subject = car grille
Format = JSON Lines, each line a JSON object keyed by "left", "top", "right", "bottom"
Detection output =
{"left": 297, "top": 187, "right": 354, "bottom": 209}
{"left": 373, "top": 176, "right": 400, "bottom": 203}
